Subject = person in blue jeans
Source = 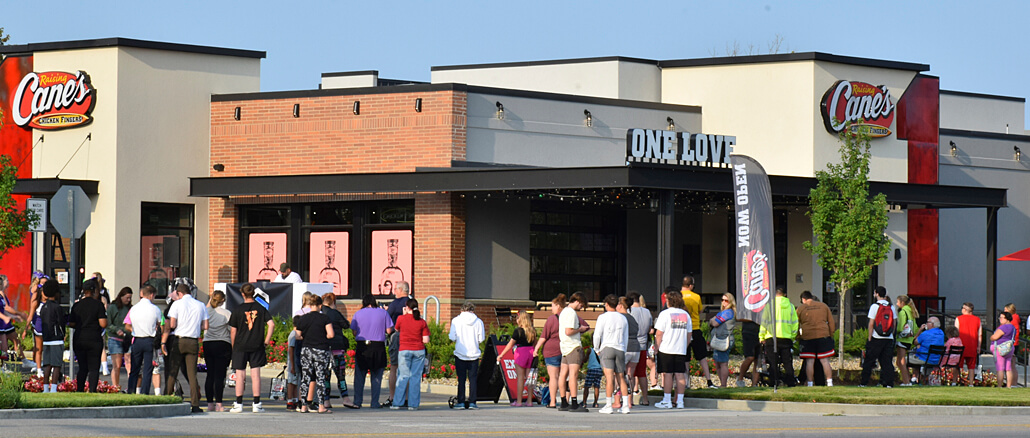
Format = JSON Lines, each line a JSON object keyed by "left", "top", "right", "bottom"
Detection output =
{"left": 449, "top": 301, "right": 485, "bottom": 409}
{"left": 392, "top": 299, "right": 429, "bottom": 410}
{"left": 351, "top": 294, "right": 393, "bottom": 408}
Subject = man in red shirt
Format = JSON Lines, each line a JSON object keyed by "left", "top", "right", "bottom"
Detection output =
{"left": 954, "top": 302, "right": 982, "bottom": 381}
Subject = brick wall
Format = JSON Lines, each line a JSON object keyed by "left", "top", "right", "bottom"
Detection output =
{"left": 208, "top": 90, "right": 469, "bottom": 307}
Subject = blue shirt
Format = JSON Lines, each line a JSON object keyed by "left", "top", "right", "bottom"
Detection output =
{"left": 914, "top": 327, "right": 945, "bottom": 364}
{"left": 586, "top": 348, "right": 601, "bottom": 371}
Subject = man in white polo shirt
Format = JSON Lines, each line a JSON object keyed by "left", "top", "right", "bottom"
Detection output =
{"left": 166, "top": 284, "right": 209, "bottom": 413}
{"left": 125, "top": 285, "right": 163, "bottom": 395}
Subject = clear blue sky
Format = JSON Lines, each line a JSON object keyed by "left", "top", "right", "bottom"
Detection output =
{"left": 4, "top": 0, "right": 1029, "bottom": 127}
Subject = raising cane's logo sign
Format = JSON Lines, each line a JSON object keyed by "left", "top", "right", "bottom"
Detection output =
{"left": 820, "top": 80, "right": 894, "bottom": 138}
{"left": 741, "top": 249, "right": 771, "bottom": 312}
{"left": 12, "top": 70, "right": 96, "bottom": 130}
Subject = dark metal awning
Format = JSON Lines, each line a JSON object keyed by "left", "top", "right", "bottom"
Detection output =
{"left": 189, "top": 164, "right": 1006, "bottom": 209}
{"left": 13, "top": 178, "right": 99, "bottom": 196}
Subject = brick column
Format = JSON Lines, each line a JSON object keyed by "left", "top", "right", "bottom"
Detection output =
{"left": 414, "top": 192, "right": 465, "bottom": 323}
{"left": 208, "top": 197, "right": 239, "bottom": 284}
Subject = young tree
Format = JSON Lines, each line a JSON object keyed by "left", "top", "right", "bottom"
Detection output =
{"left": 804, "top": 121, "right": 891, "bottom": 368}
{"left": 0, "top": 155, "right": 37, "bottom": 257}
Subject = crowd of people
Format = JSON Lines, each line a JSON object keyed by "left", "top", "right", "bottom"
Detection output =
{"left": 2, "top": 266, "right": 1026, "bottom": 416}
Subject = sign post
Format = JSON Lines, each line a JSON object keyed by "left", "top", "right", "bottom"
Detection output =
{"left": 50, "top": 185, "right": 91, "bottom": 383}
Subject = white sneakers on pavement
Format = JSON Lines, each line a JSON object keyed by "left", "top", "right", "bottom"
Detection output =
{"left": 654, "top": 400, "right": 674, "bottom": 409}
{"left": 598, "top": 405, "right": 613, "bottom": 414}
{"left": 229, "top": 402, "right": 244, "bottom": 413}
{"left": 252, "top": 402, "right": 265, "bottom": 413}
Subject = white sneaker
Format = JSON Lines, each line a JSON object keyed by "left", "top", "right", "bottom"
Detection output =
{"left": 619, "top": 405, "right": 631, "bottom": 414}
{"left": 101, "top": 362, "right": 109, "bottom": 376}
{"left": 654, "top": 400, "right": 674, "bottom": 409}
{"left": 229, "top": 402, "right": 244, "bottom": 413}
{"left": 675, "top": 402, "right": 684, "bottom": 409}
{"left": 598, "top": 405, "right": 613, "bottom": 414}
{"left": 735, "top": 380, "right": 746, "bottom": 388}
{"left": 252, "top": 402, "right": 265, "bottom": 413}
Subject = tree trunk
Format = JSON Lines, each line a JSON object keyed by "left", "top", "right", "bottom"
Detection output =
{"left": 837, "top": 281, "right": 848, "bottom": 370}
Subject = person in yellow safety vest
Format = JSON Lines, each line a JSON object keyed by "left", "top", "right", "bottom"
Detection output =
{"left": 758, "top": 288, "right": 799, "bottom": 387}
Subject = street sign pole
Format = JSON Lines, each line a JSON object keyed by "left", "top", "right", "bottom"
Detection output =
{"left": 51, "top": 186, "right": 91, "bottom": 387}
{"left": 67, "top": 189, "right": 78, "bottom": 386}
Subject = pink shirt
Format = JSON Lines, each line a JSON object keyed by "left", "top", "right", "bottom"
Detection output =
{"left": 942, "top": 337, "right": 963, "bottom": 366}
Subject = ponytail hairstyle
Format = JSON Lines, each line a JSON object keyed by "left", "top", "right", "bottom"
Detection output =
{"left": 551, "top": 293, "right": 568, "bottom": 309}
{"left": 208, "top": 290, "right": 226, "bottom": 309}
{"left": 897, "top": 295, "right": 919, "bottom": 319}
{"left": 407, "top": 298, "right": 421, "bottom": 321}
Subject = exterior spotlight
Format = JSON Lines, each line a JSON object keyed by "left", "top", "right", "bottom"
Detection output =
{"left": 584, "top": 109, "right": 592, "bottom": 127}
{"left": 1015, "top": 145, "right": 1021, "bottom": 162}
{"left": 293, "top": 103, "right": 300, "bottom": 118}
{"left": 667, "top": 117, "right": 675, "bottom": 130}
{"left": 495, "top": 101, "right": 504, "bottom": 120}
{"left": 415, "top": 98, "right": 422, "bottom": 112}
{"left": 949, "top": 141, "right": 956, "bottom": 157}
{"left": 353, "top": 101, "right": 360, "bottom": 115}
{"left": 213, "top": 163, "right": 225, "bottom": 172}
{"left": 233, "top": 107, "right": 241, "bottom": 121}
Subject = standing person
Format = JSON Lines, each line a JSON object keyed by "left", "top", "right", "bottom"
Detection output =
{"left": 708, "top": 293, "right": 736, "bottom": 388}
{"left": 593, "top": 294, "right": 630, "bottom": 414}
{"left": 294, "top": 294, "right": 335, "bottom": 413}
{"left": 69, "top": 279, "right": 108, "bottom": 393}
{"left": 759, "top": 288, "right": 799, "bottom": 387}
{"left": 653, "top": 290, "right": 691, "bottom": 409}
{"left": 680, "top": 276, "right": 714, "bottom": 388}
{"left": 25, "top": 272, "right": 47, "bottom": 376}
{"left": 449, "top": 301, "right": 484, "bottom": 410}
{"left": 273, "top": 263, "right": 303, "bottom": 283}
{"left": 626, "top": 292, "right": 652, "bottom": 405}
{"left": 167, "top": 283, "right": 209, "bottom": 413}
{"left": 106, "top": 287, "right": 133, "bottom": 391}
{"left": 203, "top": 290, "right": 232, "bottom": 412}
{"left": 125, "top": 285, "right": 162, "bottom": 395}
{"left": 533, "top": 294, "right": 566, "bottom": 409}
{"left": 39, "top": 281, "right": 65, "bottom": 393}
{"left": 90, "top": 273, "right": 110, "bottom": 377}
{"left": 557, "top": 291, "right": 590, "bottom": 412}
{"left": 796, "top": 291, "right": 835, "bottom": 387}
{"left": 228, "top": 283, "right": 274, "bottom": 413}
{"left": 321, "top": 293, "right": 356, "bottom": 409}
{"left": 581, "top": 346, "right": 602, "bottom": 408}
{"left": 734, "top": 315, "right": 761, "bottom": 388}
{"left": 990, "top": 311, "right": 1018, "bottom": 388}
{"left": 894, "top": 295, "right": 919, "bottom": 386}
{"left": 1003, "top": 304, "right": 1019, "bottom": 350}
{"left": 0, "top": 275, "right": 24, "bottom": 356}
{"left": 955, "top": 302, "right": 982, "bottom": 384}
{"left": 391, "top": 299, "right": 429, "bottom": 411}
{"left": 384, "top": 281, "right": 410, "bottom": 408}
{"left": 351, "top": 294, "right": 393, "bottom": 409}
{"left": 616, "top": 296, "right": 640, "bottom": 409}
{"left": 496, "top": 310, "right": 538, "bottom": 407}
{"left": 859, "top": 286, "right": 897, "bottom": 388}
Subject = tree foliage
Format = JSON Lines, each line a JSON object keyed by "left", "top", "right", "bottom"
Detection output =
{"left": 0, "top": 155, "right": 37, "bottom": 258}
{"left": 804, "top": 121, "right": 891, "bottom": 367}
{"left": 0, "top": 27, "right": 10, "bottom": 45}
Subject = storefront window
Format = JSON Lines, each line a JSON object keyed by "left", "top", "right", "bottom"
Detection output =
{"left": 529, "top": 204, "right": 622, "bottom": 302}
{"left": 140, "top": 203, "right": 194, "bottom": 295}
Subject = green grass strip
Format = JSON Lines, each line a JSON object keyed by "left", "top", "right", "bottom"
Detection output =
{"left": 682, "top": 386, "right": 1030, "bottom": 406}
{"left": 17, "top": 393, "right": 182, "bottom": 409}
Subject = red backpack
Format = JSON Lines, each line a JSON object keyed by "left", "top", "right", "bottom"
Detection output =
{"left": 872, "top": 302, "right": 895, "bottom": 338}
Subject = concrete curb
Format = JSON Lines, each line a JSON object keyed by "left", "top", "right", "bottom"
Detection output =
{"left": 683, "top": 398, "right": 1030, "bottom": 416}
{"left": 0, "top": 402, "right": 191, "bottom": 420}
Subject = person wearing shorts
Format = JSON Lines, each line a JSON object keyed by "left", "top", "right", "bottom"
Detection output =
{"left": 681, "top": 276, "right": 714, "bottom": 388}
{"left": 735, "top": 320, "right": 760, "bottom": 387}
{"left": 535, "top": 294, "right": 568, "bottom": 408}
{"left": 627, "top": 292, "right": 652, "bottom": 404}
{"left": 582, "top": 348, "right": 602, "bottom": 407}
{"left": 594, "top": 294, "right": 630, "bottom": 414}
{"left": 227, "top": 283, "right": 274, "bottom": 413}
{"left": 797, "top": 291, "right": 836, "bottom": 387}
{"left": 653, "top": 290, "right": 691, "bottom": 409}
{"left": 558, "top": 292, "right": 589, "bottom": 412}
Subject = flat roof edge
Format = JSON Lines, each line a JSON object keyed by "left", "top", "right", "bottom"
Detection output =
{"left": 940, "top": 128, "right": 1030, "bottom": 142}
{"left": 659, "top": 52, "right": 929, "bottom": 72}
{"left": 0, "top": 37, "right": 266, "bottom": 59}
{"left": 431, "top": 56, "right": 659, "bottom": 72}
{"left": 941, "top": 89, "right": 1025, "bottom": 103}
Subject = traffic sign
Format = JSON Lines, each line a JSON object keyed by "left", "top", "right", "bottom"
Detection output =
{"left": 51, "top": 186, "right": 91, "bottom": 239}
{"left": 26, "top": 198, "right": 47, "bottom": 232}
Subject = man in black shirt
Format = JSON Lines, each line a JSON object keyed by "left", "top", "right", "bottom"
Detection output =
{"left": 228, "top": 283, "right": 274, "bottom": 413}
{"left": 69, "top": 279, "right": 108, "bottom": 392}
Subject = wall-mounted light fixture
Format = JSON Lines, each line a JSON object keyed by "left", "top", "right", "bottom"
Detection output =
{"left": 894, "top": 248, "right": 902, "bottom": 261}
{"left": 584, "top": 109, "right": 592, "bottom": 127}
{"left": 414, "top": 98, "right": 422, "bottom": 113}
{"left": 233, "top": 107, "right": 241, "bottom": 121}
{"left": 1015, "top": 145, "right": 1022, "bottom": 162}
{"left": 293, "top": 103, "right": 300, "bottom": 118}
{"left": 495, "top": 101, "right": 504, "bottom": 120}
{"left": 949, "top": 141, "right": 957, "bottom": 157}
{"left": 213, "top": 163, "right": 225, "bottom": 172}
{"left": 353, "top": 101, "right": 360, "bottom": 115}
{"left": 667, "top": 117, "right": 675, "bottom": 130}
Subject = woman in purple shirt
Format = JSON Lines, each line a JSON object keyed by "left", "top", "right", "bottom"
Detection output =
{"left": 990, "top": 311, "right": 1017, "bottom": 388}
{"left": 350, "top": 294, "right": 393, "bottom": 408}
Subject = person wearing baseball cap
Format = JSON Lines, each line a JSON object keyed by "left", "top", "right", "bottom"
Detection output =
{"left": 273, "top": 263, "right": 302, "bottom": 283}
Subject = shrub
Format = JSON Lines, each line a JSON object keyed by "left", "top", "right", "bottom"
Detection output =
{"left": 833, "top": 328, "right": 868, "bottom": 357}
{"left": 425, "top": 318, "right": 456, "bottom": 378}
{"left": 0, "top": 371, "right": 22, "bottom": 409}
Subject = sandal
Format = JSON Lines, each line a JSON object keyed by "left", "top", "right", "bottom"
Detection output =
{"left": 510, "top": 401, "right": 521, "bottom": 407}
{"left": 343, "top": 403, "right": 360, "bottom": 409}
{"left": 592, "top": 401, "right": 598, "bottom": 408}
{"left": 318, "top": 408, "right": 333, "bottom": 414}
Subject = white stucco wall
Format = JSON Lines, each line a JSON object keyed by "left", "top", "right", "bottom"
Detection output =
{"left": 31, "top": 45, "right": 260, "bottom": 296}
{"left": 941, "top": 92, "right": 1025, "bottom": 134}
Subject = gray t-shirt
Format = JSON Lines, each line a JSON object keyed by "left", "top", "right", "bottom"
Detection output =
{"left": 622, "top": 312, "right": 640, "bottom": 351}
{"left": 629, "top": 306, "right": 652, "bottom": 349}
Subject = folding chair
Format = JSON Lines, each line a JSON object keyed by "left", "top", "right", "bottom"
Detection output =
{"left": 909, "top": 344, "right": 947, "bottom": 384}
{"left": 938, "top": 345, "right": 964, "bottom": 385}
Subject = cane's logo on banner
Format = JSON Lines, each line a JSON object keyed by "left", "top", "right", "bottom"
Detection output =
{"left": 820, "top": 80, "right": 894, "bottom": 138}
{"left": 741, "top": 249, "right": 771, "bottom": 312}
{"left": 11, "top": 71, "right": 96, "bottom": 130}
